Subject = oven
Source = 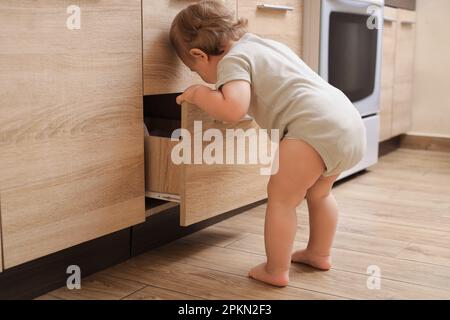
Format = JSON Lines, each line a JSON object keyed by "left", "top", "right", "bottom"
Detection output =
{"left": 319, "top": 0, "right": 384, "bottom": 179}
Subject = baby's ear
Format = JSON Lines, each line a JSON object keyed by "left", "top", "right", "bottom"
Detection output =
{"left": 189, "top": 48, "right": 207, "bottom": 60}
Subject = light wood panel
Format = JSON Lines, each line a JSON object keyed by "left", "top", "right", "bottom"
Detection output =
{"left": 392, "top": 9, "right": 416, "bottom": 136}
{"left": 145, "top": 136, "right": 182, "bottom": 196}
{"left": 302, "top": 0, "right": 321, "bottom": 72}
{"left": 143, "top": 0, "right": 237, "bottom": 95}
{"left": 238, "top": 0, "right": 303, "bottom": 56}
{"left": 380, "top": 7, "right": 398, "bottom": 141}
{"left": 410, "top": 0, "right": 450, "bottom": 137}
{"left": 180, "top": 103, "right": 270, "bottom": 226}
{"left": 0, "top": 1, "right": 145, "bottom": 268}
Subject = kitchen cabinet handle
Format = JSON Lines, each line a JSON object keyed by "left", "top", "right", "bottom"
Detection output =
{"left": 400, "top": 20, "right": 416, "bottom": 25}
{"left": 256, "top": 4, "right": 294, "bottom": 11}
{"left": 354, "top": 0, "right": 384, "bottom": 6}
{"left": 383, "top": 17, "right": 396, "bottom": 23}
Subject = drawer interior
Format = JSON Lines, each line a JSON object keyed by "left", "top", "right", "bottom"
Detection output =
{"left": 145, "top": 197, "right": 178, "bottom": 218}
{"left": 144, "top": 94, "right": 182, "bottom": 202}
{"left": 144, "top": 94, "right": 181, "bottom": 138}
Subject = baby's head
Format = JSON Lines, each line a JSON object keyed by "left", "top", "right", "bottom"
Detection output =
{"left": 170, "top": 0, "right": 247, "bottom": 84}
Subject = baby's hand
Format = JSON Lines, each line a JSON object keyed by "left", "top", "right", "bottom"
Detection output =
{"left": 176, "top": 84, "right": 205, "bottom": 106}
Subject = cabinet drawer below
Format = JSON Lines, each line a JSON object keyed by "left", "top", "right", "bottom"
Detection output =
{"left": 144, "top": 96, "right": 270, "bottom": 226}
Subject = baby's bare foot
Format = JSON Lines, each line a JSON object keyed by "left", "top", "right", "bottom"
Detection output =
{"left": 291, "top": 249, "right": 332, "bottom": 271}
{"left": 248, "top": 263, "right": 289, "bottom": 287}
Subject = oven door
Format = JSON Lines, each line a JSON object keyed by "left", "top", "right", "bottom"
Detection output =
{"left": 320, "top": 0, "right": 384, "bottom": 117}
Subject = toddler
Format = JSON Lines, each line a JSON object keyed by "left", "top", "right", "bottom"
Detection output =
{"left": 170, "top": 0, "right": 366, "bottom": 287}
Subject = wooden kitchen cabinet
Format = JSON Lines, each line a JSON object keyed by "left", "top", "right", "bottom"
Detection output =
{"left": 237, "top": 0, "right": 303, "bottom": 56}
{"left": 392, "top": 9, "right": 416, "bottom": 136}
{"left": 379, "top": 7, "right": 416, "bottom": 141}
{"left": 143, "top": 0, "right": 237, "bottom": 95}
{"left": 145, "top": 99, "right": 270, "bottom": 226}
{"left": 0, "top": 1, "right": 145, "bottom": 269}
{"left": 380, "top": 7, "right": 398, "bottom": 141}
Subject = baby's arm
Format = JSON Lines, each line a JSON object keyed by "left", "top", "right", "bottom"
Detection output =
{"left": 176, "top": 80, "right": 251, "bottom": 123}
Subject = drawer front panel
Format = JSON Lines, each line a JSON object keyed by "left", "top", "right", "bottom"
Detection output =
{"left": 143, "top": 0, "right": 237, "bottom": 95}
{"left": 180, "top": 103, "right": 270, "bottom": 226}
{"left": 238, "top": 0, "right": 303, "bottom": 56}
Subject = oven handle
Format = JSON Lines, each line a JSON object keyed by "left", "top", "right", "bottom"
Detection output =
{"left": 344, "top": 0, "right": 384, "bottom": 7}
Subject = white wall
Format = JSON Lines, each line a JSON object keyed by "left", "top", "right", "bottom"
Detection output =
{"left": 410, "top": 0, "right": 450, "bottom": 138}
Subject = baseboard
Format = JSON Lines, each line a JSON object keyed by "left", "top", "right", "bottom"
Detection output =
{"left": 379, "top": 136, "right": 402, "bottom": 157}
{"left": 399, "top": 134, "right": 450, "bottom": 153}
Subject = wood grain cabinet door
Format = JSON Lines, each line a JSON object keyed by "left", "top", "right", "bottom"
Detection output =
{"left": 392, "top": 9, "right": 416, "bottom": 136}
{"left": 238, "top": 0, "right": 303, "bottom": 56}
{"left": 379, "top": 7, "right": 398, "bottom": 142}
{"left": 143, "top": 0, "right": 237, "bottom": 95}
{"left": 0, "top": 0, "right": 145, "bottom": 269}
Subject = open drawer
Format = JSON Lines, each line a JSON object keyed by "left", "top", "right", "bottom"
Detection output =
{"left": 144, "top": 94, "right": 270, "bottom": 226}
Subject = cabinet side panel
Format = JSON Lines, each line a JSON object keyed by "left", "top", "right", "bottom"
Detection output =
{"left": 392, "top": 10, "right": 416, "bottom": 136}
{"left": 380, "top": 7, "right": 398, "bottom": 141}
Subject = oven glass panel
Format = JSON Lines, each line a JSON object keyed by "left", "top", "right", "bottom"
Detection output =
{"left": 329, "top": 12, "right": 378, "bottom": 103}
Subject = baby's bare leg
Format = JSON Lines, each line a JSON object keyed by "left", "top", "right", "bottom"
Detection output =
{"left": 292, "top": 174, "right": 339, "bottom": 270}
{"left": 248, "top": 139, "right": 325, "bottom": 287}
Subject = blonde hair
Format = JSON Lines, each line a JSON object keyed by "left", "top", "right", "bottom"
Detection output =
{"left": 170, "top": 0, "right": 247, "bottom": 61}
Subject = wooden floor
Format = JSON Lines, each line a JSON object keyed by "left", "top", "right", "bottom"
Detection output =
{"left": 37, "top": 148, "right": 450, "bottom": 300}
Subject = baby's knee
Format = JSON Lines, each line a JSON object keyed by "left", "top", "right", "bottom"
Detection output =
{"left": 306, "top": 186, "right": 332, "bottom": 202}
{"left": 306, "top": 175, "right": 338, "bottom": 202}
{"left": 267, "top": 179, "right": 307, "bottom": 208}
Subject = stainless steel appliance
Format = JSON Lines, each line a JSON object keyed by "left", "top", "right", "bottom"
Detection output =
{"left": 319, "top": 0, "right": 384, "bottom": 179}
